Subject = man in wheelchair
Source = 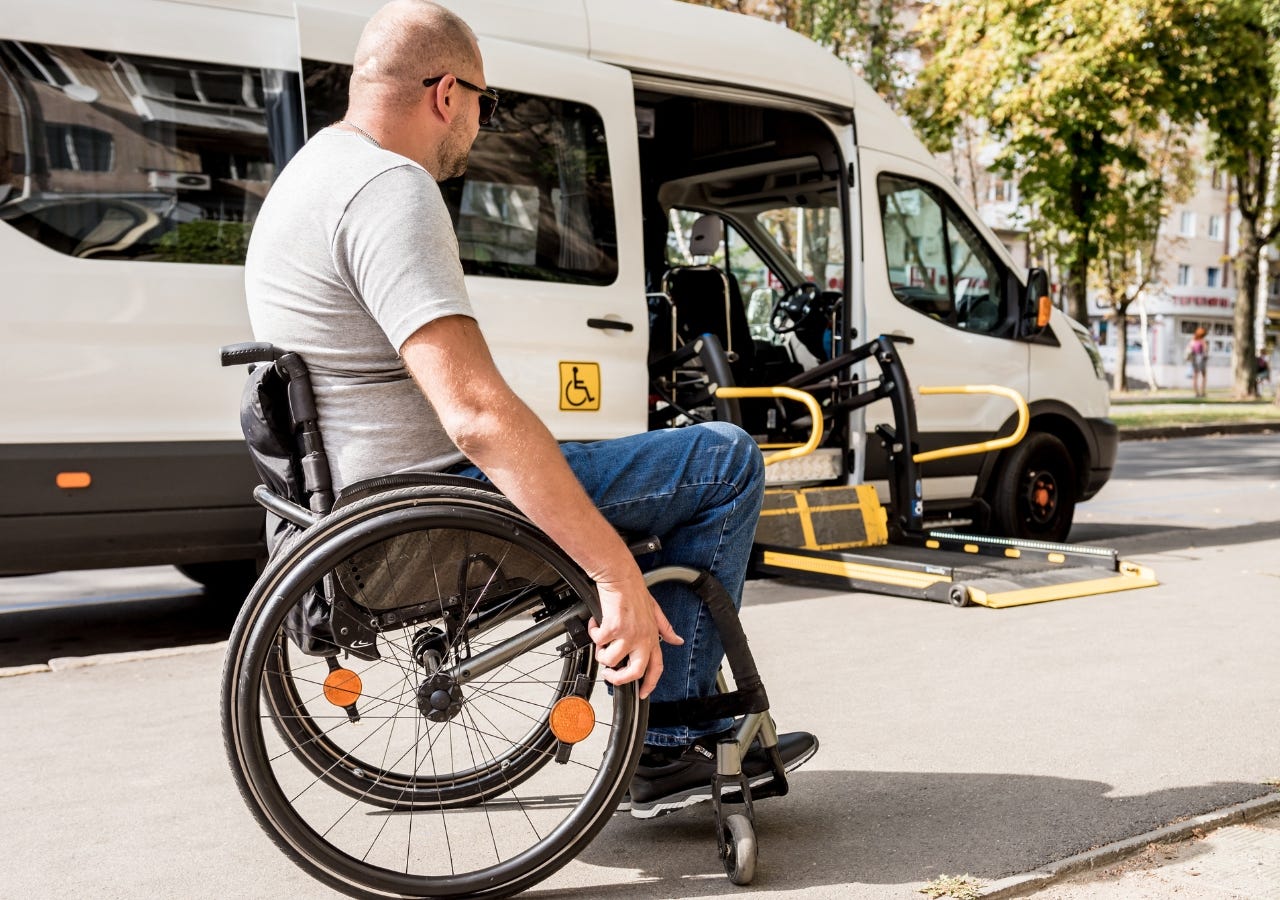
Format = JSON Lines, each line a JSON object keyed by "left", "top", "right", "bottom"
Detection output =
{"left": 242, "top": 0, "right": 816, "bottom": 824}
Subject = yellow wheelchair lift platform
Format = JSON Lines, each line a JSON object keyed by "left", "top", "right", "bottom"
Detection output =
{"left": 718, "top": 346, "right": 1157, "bottom": 609}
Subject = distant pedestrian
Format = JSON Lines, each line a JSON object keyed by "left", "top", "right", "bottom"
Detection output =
{"left": 1185, "top": 327, "right": 1208, "bottom": 398}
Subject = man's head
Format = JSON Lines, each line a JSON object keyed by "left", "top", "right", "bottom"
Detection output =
{"left": 347, "top": 0, "right": 491, "bottom": 179}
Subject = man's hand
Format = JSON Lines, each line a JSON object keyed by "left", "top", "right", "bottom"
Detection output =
{"left": 587, "top": 574, "right": 684, "bottom": 700}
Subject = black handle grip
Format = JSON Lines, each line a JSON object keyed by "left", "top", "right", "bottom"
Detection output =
{"left": 587, "top": 318, "right": 634, "bottom": 332}
{"left": 220, "top": 342, "right": 281, "bottom": 367}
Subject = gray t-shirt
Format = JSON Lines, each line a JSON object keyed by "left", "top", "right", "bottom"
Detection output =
{"left": 244, "top": 130, "right": 474, "bottom": 490}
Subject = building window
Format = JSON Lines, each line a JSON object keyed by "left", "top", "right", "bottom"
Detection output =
{"left": 1177, "top": 264, "right": 1192, "bottom": 286}
{"left": 1207, "top": 266, "right": 1220, "bottom": 288}
{"left": 44, "top": 123, "right": 114, "bottom": 172}
{"left": 1179, "top": 211, "right": 1197, "bottom": 237}
{"left": 1208, "top": 215, "right": 1223, "bottom": 240}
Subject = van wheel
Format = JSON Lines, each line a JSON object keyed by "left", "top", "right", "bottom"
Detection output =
{"left": 990, "top": 432, "right": 1076, "bottom": 543}
{"left": 178, "top": 559, "right": 260, "bottom": 599}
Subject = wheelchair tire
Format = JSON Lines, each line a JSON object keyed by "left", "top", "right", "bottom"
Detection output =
{"left": 223, "top": 483, "right": 646, "bottom": 899}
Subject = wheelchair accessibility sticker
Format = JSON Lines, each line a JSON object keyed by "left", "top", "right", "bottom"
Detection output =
{"left": 559, "top": 362, "right": 600, "bottom": 411}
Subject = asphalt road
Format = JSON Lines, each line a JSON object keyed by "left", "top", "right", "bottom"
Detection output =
{"left": 2, "top": 432, "right": 1278, "bottom": 898}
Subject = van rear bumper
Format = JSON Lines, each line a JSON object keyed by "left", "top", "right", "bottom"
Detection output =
{"left": 1082, "top": 417, "right": 1118, "bottom": 501}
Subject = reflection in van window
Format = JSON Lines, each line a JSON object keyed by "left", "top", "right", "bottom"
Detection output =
{"left": 303, "top": 60, "right": 617, "bottom": 286}
{"left": 879, "top": 174, "right": 1007, "bottom": 336}
{"left": 0, "top": 41, "right": 303, "bottom": 263}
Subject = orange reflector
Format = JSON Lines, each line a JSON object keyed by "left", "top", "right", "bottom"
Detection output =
{"left": 964, "top": 544, "right": 979, "bottom": 554}
{"left": 925, "top": 539, "right": 940, "bottom": 549}
{"left": 56, "top": 471, "right": 92, "bottom": 489}
{"left": 1037, "top": 296, "right": 1053, "bottom": 328}
{"left": 1005, "top": 548, "right": 1022, "bottom": 559}
{"left": 1048, "top": 552, "right": 1066, "bottom": 564}
{"left": 323, "top": 668, "right": 363, "bottom": 707}
{"left": 549, "top": 696, "right": 595, "bottom": 744}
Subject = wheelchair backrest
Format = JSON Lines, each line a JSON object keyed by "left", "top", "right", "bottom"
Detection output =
{"left": 221, "top": 342, "right": 334, "bottom": 520}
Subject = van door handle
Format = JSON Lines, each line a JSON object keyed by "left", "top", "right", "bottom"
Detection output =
{"left": 587, "top": 318, "right": 634, "bottom": 332}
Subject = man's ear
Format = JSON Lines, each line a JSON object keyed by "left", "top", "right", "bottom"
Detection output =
{"left": 429, "top": 74, "right": 457, "bottom": 125}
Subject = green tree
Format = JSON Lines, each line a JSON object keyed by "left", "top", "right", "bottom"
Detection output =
{"left": 907, "top": 0, "right": 1207, "bottom": 325}
{"left": 1199, "top": 0, "right": 1280, "bottom": 398}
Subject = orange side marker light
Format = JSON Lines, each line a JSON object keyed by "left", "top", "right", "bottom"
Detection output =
{"left": 56, "top": 472, "right": 92, "bottom": 489}
{"left": 549, "top": 696, "right": 595, "bottom": 744}
{"left": 323, "top": 668, "right": 363, "bottom": 707}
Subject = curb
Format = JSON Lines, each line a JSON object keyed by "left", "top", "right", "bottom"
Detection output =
{"left": 1120, "top": 422, "right": 1278, "bottom": 441}
{"left": 976, "top": 790, "right": 1280, "bottom": 898}
{"left": 0, "top": 640, "right": 227, "bottom": 679}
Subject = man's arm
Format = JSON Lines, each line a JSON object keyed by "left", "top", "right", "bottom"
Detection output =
{"left": 400, "top": 314, "right": 683, "bottom": 698}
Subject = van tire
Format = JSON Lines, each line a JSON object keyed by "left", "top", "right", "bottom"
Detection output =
{"left": 178, "top": 559, "right": 261, "bottom": 600}
{"left": 990, "top": 432, "right": 1076, "bottom": 543}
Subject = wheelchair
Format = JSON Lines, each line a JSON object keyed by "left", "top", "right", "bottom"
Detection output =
{"left": 219, "top": 342, "right": 795, "bottom": 898}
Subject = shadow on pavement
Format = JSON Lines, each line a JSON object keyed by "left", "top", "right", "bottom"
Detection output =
{"left": 1075, "top": 519, "right": 1280, "bottom": 556}
{"left": 546, "top": 771, "right": 1275, "bottom": 898}
{"left": 0, "top": 590, "right": 243, "bottom": 668}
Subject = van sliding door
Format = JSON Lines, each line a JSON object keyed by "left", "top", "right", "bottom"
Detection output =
{"left": 295, "top": 6, "right": 648, "bottom": 439}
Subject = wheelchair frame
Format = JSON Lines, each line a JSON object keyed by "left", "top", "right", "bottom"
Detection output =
{"left": 219, "top": 341, "right": 794, "bottom": 897}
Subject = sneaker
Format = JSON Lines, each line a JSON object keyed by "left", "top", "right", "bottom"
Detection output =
{"left": 628, "top": 729, "right": 818, "bottom": 819}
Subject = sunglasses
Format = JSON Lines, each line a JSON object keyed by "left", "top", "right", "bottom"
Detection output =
{"left": 423, "top": 74, "right": 500, "bottom": 125}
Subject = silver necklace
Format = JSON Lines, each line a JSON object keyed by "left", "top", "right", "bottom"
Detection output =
{"left": 336, "top": 120, "right": 381, "bottom": 148}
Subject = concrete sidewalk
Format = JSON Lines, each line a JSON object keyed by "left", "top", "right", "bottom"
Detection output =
{"left": 4, "top": 530, "right": 1279, "bottom": 899}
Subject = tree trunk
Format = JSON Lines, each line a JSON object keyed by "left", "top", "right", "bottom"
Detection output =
{"left": 1232, "top": 218, "right": 1261, "bottom": 399}
{"left": 1112, "top": 311, "right": 1129, "bottom": 392}
{"left": 1065, "top": 253, "right": 1089, "bottom": 325}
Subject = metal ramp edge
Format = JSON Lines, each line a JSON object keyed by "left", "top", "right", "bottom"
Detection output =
{"left": 752, "top": 540, "right": 1158, "bottom": 608}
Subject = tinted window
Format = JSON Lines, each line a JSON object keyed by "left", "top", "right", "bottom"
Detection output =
{"left": 303, "top": 60, "right": 617, "bottom": 286}
{"left": 0, "top": 41, "right": 302, "bottom": 263}
{"left": 879, "top": 174, "right": 1010, "bottom": 336}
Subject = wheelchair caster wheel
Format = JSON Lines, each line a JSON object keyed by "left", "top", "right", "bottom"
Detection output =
{"left": 721, "top": 812, "right": 757, "bottom": 885}
{"left": 947, "top": 584, "right": 971, "bottom": 608}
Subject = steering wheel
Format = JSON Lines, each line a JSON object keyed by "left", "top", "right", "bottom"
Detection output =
{"left": 769, "top": 281, "right": 821, "bottom": 334}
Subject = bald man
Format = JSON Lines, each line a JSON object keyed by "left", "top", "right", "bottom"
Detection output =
{"left": 245, "top": 0, "right": 815, "bottom": 819}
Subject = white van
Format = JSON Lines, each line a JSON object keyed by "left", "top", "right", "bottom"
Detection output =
{"left": 0, "top": 0, "right": 1115, "bottom": 586}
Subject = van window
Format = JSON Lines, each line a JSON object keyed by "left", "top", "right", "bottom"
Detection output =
{"left": 879, "top": 174, "right": 1009, "bottom": 336}
{"left": 757, "top": 206, "right": 845, "bottom": 292}
{"left": 0, "top": 41, "right": 302, "bottom": 262}
{"left": 303, "top": 61, "right": 617, "bottom": 286}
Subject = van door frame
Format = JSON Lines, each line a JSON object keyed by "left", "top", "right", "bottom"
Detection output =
{"left": 629, "top": 73, "right": 865, "bottom": 484}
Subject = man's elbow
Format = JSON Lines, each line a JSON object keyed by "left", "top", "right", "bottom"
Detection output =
{"left": 437, "top": 401, "right": 513, "bottom": 461}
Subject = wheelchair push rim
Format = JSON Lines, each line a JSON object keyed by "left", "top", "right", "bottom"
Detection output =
{"left": 222, "top": 485, "right": 645, "bottom": 899}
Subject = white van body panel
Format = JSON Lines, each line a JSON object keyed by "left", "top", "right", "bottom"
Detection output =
{"left": 2, "top": 0, "right": 297, "bottom": 68}
{"left": 295, "top": 0, "right": 590, "bottom": 61}
{"left": 2, "top": 0, "right": 295, "bottom": 443}
{"left": 585, "top": 0, "right": 857, "bottom": 111}
{"left": 1034, "top": 315, "right": 1110, "bottom": 419}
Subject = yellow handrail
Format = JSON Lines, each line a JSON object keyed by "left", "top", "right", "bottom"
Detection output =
{"left": 912, "top": 385, "right": 1029, "bottom": 464}
{"left": 715, "top": 386, "right": 824, "bottom": 466}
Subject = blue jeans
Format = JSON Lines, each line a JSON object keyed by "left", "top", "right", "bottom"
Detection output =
{"left": 455, "top": 422, "right": 765, "bottom": 747}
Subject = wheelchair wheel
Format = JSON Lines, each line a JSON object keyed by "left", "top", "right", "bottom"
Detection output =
{"left": 223, "top": 483, "right": 645, "bottom": 898}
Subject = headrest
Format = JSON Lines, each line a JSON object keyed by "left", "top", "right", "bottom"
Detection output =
{"left": 688, "top": 214, "right": 723, "bottom": 257}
